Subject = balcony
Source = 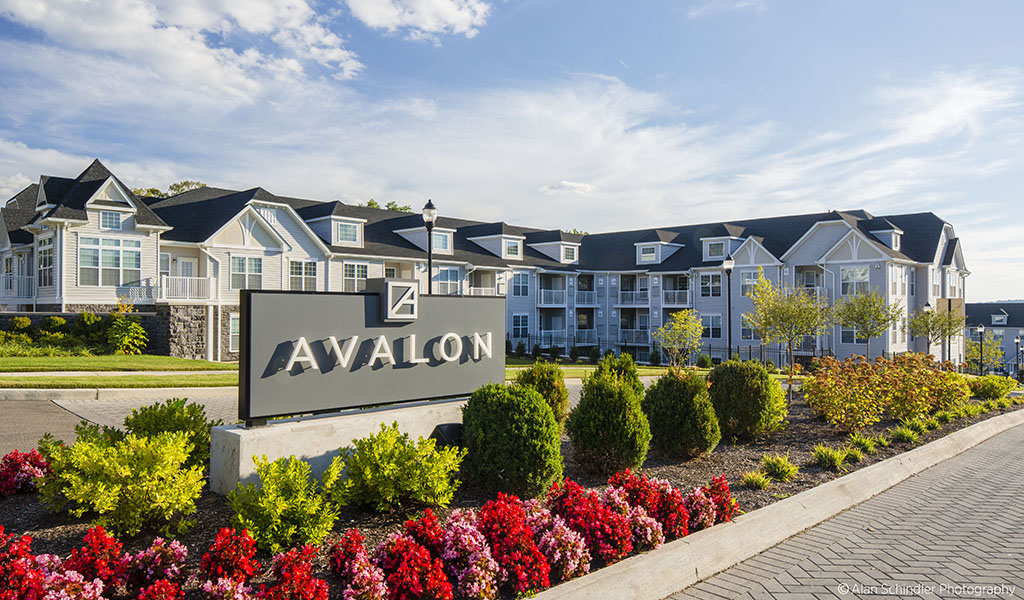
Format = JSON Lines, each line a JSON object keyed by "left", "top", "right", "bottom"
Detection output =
{"left": 619, "top": 329, "right": 650, "bottom": 345}
{"left": 468, "top": 287, "right": 497, "bottom": 296}
{"left": 617, "top": 290, "right": 649, "bottom": 305}
{"left": 158, "top": 276, "right": 214, "bottom": 301}
{"left": 662, "top": 289, "right": 689, "bottom": 305}
{"left": 576, "top": 290, "right": 597, "bottom": 305}
{"left": 538, "top": 330, "right": 568, "bottom": 347}
{"left": 538, "top": 289, "right": 566, "bottom": 306}
{"left": 574, "top": 329, "right": 598, "bottom": 345}
{"left": 0, "top": 275, "right": 34, "bottom": 300}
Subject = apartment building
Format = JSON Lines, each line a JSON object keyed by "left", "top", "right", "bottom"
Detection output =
{"left": 965, "top": 303, "right": 1024, "bottom": 376}
{"left": 1, "top": 160, "right": 969, "bottom": 364}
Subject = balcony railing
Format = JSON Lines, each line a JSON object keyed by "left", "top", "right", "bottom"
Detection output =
{"left": 158, "top": 276, "right": 213, "bottom": 301}
{"left": 538, "top": 330, "right": 568, "bottom": 346}
{"left": 469, "top": 287, "right": 497, "bottom": 296}
{"left": 619, "top": 329, "right": 650, "bottom": 345}
{"left": 538, "top": 289, "right": 566, "bottom": 305}
{"left": 0, "top": 275, "right": 34, "bottom": 300}
{"left": 802, "top": 286, "right": 830, "bottom": 303}
{"left": 618, "top": 290, "right": 649, "bottom": 305}
{"left": 662, "top": 289, "right": 689, "bottom": 305}
{"left": 575, "top": 290, "right": 597, "bottom": 305}
{"left": 574, "top": 329, "right": 598, "bottom": 345}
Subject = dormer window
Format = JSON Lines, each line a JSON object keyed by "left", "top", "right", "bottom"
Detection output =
{"left": 433, "top": 232, "right": 452, "bottom": 253}
{"left": 337, "top": 222, "right": 361, "bottom": 246}
{"left": 505, "top": 240, "right": 520, "bottom": 258}
{"left": 993, "top": 314, "right": 1008, "bottom": 325}
{"left": 707, "top": 241, "right": 725, "bottom": 258}
{"left": 893, "top": 233, "right": 901, "bottom": 251}
{"left": 563, "top": 246, "right": 576, "bottom": 262}
{"left": 100, "top": 211, "right": 121, "bottom": 230}
{"left": 639, "top": 246, "right": 656, "bottom": 262}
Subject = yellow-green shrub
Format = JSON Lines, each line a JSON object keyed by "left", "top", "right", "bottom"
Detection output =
{"left": 803, "top": 356, "right": 886, "bottom": 434}
{"left": 970, "top": 375, "right": 1017, "bottom": 400}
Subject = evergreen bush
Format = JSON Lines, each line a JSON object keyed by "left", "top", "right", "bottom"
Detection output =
{"left": 515, "top": 359, "right": 570, "bottom": 425}
{"left": 123, "top": 398, "right": 224, "bottom": 471}
{"left": 708, "top": 360, "right": 787, "bottom": 439}
{"left": 593, "top": 352, "right": 644, "bottom": 396}
{"left": 642, "top": 369, "right": 720, "bottom": 458}
{"left": 565, "top": 371, "right": 651, "bottom": 474}
{"left": 695, "top": 354, "right": 712, "bottom": 369}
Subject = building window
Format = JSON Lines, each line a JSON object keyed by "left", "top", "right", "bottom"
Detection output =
{"left": 505, "top": 240, "right": 520, "bottom": 257}
{"left": 99, "top": 211, "right": 121, "bottom": 230}
{"left": 78, "top": 237, "right": 141, "bottom": 287}
{"left": 564, "top": 246, "right": 577, "bottom": 262}
{"left": 908, "top": 267, "right": 915, "bottom": 296}
{"left": 432, "top": 232, "right": 450, "bottom": 252}
{"left": 701, "top": 315, "right": 722, "bottom": 339}
{"left": 256, "top": 206, "right": 277, "bottom": 225}
{"left": 741, "top": 315, "right": 759, "bottom": 341}
{"left": 841, "top": 327, "right": 867, "bottom": 344}
{"left": 437, "top": 267, "right": 460, "bottom": 295}
{"left": 37, "top": 237, "right": 54, "bottom": 288}
{"left": 700, "top": 274, "right": 722, "bottom": 297}
{"left": 159, "top": 253, "right": 170, "bottom": 278}
{"left": 229, "top": 313, "right": 240, "bottom": 353}
{"left": 741, "top": 271, "right": 757, "bottom": 296}
{"left": 639, "top": 246, "right": 656, "bottom": 262}
{"left": 932, "top": 269, "right": 941, "bottom": 296}
{"left": 707, "top": 241, "right": 725, "bottom": 258}
{"left": 289, "top": 260, "right": 316, "bottom": 291}
{"left": 384, "top": 266, "right": 397, "bottom": 278}
{"left": 343, "top": 263, "right": 368, "bottom": 292}
{"left": 512, "top": 272, "right": 529, "bottom": 297}
{"left": 893, "top": 233, "right": 901, "bottom": 251}
{"left": 947, "top": 272, "right": 958, "bottom": 298}
{"left": 992, "top": 314, "right": 1007, "bottom": 325}
{"left": 512, "top": 314, "right": 529, "bottom": 338}
{"left": 840, "top": 266, "right": 869, "bottom": 296}
{"left": 230, "top": 256, "right": 263, "bottom": 290}
{"left": 337, "top": 222, "right": 359, "bottom": 244}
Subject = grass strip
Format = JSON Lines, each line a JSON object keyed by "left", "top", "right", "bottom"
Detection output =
{"left": 0, "top": 373, "right": 238, "bottom": 389}
{"left": 0, "top": 355, "right": 238, "bottom": 372}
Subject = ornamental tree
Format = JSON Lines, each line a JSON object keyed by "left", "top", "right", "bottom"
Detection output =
{"left": 906, "top": 308, "right": 964, "bottom": 356}
{"left": 833, "top": 290, "right": 903, "bottom": 359}
{"left": 966, "top": 339, "right": 1005, "bottom": 374}
{"left": 650, "top": 309, "right": 703, "bottom": 367}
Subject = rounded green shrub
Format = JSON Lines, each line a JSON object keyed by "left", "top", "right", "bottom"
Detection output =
{"left": 123, "top": 398, "right": 224, "bottom": 471}
{"left": 642, "top": 368, "right": 720, "bottom": 458}
{"left": 588, "top": 346, "right": 601, "bottom": 363}
{"left": 593, "top": 351, "right": 644, "bottom": 396}
{"left": 515, "top": 341, "right": 527, "bottom": 358}
{"left": 568, "top": 345, "right": 580, "bottom": 362}
{"left": 462, "top": 383, "right": 563, "bottom": 498}
{"left": 107, "top": 314, "right": 148, "bottom": 355}
{"left": 696, "top": 354, "right": 713, "bottom": 369}
{"left": 970, "top": 375, "right": 1017, "bottom": 401}
{"left": 72, "top": 312, "right": 106, "bottom": 345}
{"left": 708, "top": 360, "right": 787, "bottom": 440}
{"left": 8, "top": 316, "right": 33, "bottom": 335}
{"left": 566, "top": 371, "right": 651, "bottom": 474}
{"left": 515, "top": 359, "right": 570, "bottom": 425}
{"left": 39, "top": 316, "right": 68, "bottom": 334}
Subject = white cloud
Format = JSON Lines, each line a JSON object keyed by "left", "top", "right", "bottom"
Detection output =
{"left": 345, "top": 0, "right": 490, "bottom": 41}
{"left": 540, "top": 181, "right": 598, "bottom": 196}
{"left": 687, "top": 0, "right": 767, "bottom": 19}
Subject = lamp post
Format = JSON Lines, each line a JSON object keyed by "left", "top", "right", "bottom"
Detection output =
{"left": 922, "top": 302, "right": 932, "bottom": 356}
{"left": 422, "top": 200, "right": 437, "bottom": 296}
{"left": 976, "top": 324, "right": 985, "bottom": 375}
{"left": 1015, "top": 335, "right": 1020, "bottom": 380}
{"left": 722, "top": 255, "right": 735, "bottom": 361}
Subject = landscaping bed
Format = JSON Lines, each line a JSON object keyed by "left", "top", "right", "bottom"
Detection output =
{"left": 2, "top": 388, "right": 1020, "bottom": 599}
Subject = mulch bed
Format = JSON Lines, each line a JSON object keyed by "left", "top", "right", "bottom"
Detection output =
{"left": 2, "top": 392, "right": 1021, "bottom": 599}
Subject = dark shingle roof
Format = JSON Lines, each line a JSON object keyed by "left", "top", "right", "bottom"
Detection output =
{"left": 32, "top": 160, "right": 168, "bottom": 228}
{"left": 942, "top": 238, "right": 960, "bottom": 266}
{"left": 2, "top": 184, "right": 39, "bottom": 244}
{"left": 883, "top": 213, "right": 948, "bottom": 263}
{"left": 965, "top": 303, "right": 1024, "bottom": 328}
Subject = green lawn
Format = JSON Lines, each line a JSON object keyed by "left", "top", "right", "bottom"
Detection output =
{"left": 0, "top": 355, "right": 237, "bottom": 372}
{"left": 0, "top": 372, "right": 239, "bottom": 389}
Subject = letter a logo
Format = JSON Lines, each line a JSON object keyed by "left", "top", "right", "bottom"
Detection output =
{"left": 385, "top": 280, "right": 418, "bottom": 322}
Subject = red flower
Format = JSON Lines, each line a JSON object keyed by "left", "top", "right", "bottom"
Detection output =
{"left": 547, "top": 479, "right": 632, "bottom": 564}
{"left": 199, "top": 528, "right": 262, "bottom": 583}
{"left": 64, "top": 526, "right": 128, "bottom": 592}
{"left": 607, "top": 470, "right": 690, "bottom": 539}
{"left": 706, "top": 475, "right": 739, "bottom": 524}
{"left": 258, "top": 546, "right": 327, "bottom": 600}
{"left": 0, "top": 525, "right": 44, "bottom": 600}
{"left": 373, "top": 533, "right": 453, "bottom": 600}
{"left": 476, "top": 493, "right": 551, "bottom": 594}
{"left": 403, "top": 509, "right": 444, "bottom": 558}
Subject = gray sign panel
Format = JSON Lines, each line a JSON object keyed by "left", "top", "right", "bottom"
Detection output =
{"left": 239, "top": 286, "right": 506, "bottom": 422}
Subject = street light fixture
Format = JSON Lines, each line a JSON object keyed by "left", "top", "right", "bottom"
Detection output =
{"left": 422, "top": 200, "right": 437, "bottom": 296}
{"left": 976, "top": 324, "right": 986, "bottom": 375}
{"left": 722, "top": 255, "right": 735, "bottom": 361}
{"left": 1015, "top": 335, "right": 1021, "bottom": 381}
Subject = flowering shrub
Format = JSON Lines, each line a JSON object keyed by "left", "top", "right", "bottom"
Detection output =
{"left": 682, "top": 488, "right": 716, "bottom": 532}
{"left": 373, "top": 533, "right": 453, "bottom": 600}
{"left": 404, "top": 509, "right": 444, "bottom": 558}
{"left": 0, "top": 525, "right": 45, "bottom": 600}
{"left": 706, "top": 476, "right": 738, "bottom": 524}
{"left": 534, "top": 517, "right": 590, "bottom": 582}
{"left": 137, "top": 580, "right": 183, "bottom": 600}
{"left": 439, "top": 510, "right": 499, "bottom": 599}
{"left": 625, "top": 507, "right": 664, "bottom": 552}
{"left": 328, "top": 530, "right": 386, "bottom": 600}
{"left": 606, "top": 470, "right": 689, "bottom": 539}
{"left": 803, "top": 357, "right": 887, "bottom": 433}
{"left": 476, "top": 494, "right": 550, "bottom": 594}
{"left": 126, "top": 538, "right": 188, "bottom": 594}
{"left": 258, "top": 546, "right": 328, "bottom": 600}
{"left": 63, "top": 526, "right": 129, "bottom": 593}
{"left": 201, "top": 578, "right": 255, "bottom": 600}
{"left": 198, "top": 528, "right": 262, "bottom": 584}
{"left": 547, "top": 479, "right": 632, "bottom": 564}
{"left": 0, "top": 448, "right": 50, "bottom": 497}
{"left": 36, "top": 553, "right": 64, "bottom": 577}
{"left": 42, "top": 569, "right": 105, "bottom": 600}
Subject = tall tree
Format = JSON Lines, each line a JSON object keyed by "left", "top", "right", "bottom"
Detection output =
{"left": 131, "top": 187, "right": 166, "bottom": 198}
{"left": 566, "top": 228, "right": 589, "bottom": 236}
{"left": 360, "top": 199, "right": 381, "bottom": 209}
{"left": 384, "top": 200, "right": 413, "bottom": 213}
{"left": 745, "top": 268, "right": 832, "bottom": 386}
{"left": 833, "top": 290, "right": 904, "bottom": 358}
{"left": 131, "top": 181, "right": 206, "bottom": 198}
{"left": 906, "top": 308, "right": 965, "bottom": 358}
{"left": 966, "top": 339, "right": 1005, "bottom": 374}
{"left": 651, "top": 309, "right": 704, "bottom": 367}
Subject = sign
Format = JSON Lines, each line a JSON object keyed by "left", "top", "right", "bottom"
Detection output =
{"left": 238, "top": 281, "right": 505, "bottom": 424}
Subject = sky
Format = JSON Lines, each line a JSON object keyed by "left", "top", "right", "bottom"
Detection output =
{"left": 0, "top": 0, "right": 1021, "bottom": 301}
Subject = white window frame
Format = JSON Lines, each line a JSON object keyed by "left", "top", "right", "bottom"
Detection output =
{"left": 230, "top": 255, "right": 263, "bottom": 290}
{"left": 992, "top": 315, "right": 1008, "bottom": 325}
{"left": 289, "top": 260, "right": 317, "bottom": 291}
{"left": 841, "top": 326, "right": 867, "bottom": 344}
{"left": 512, "top": 313, "right": 529, "bottom": 338}
{"left": 384, "top": 266, "right": 397, "bottom": 279}
{"left": 336, "top": 222, "right": 361, "bottom": 246}
{"left": 741, "top": 271, "right": 757, "bottom": 296}
{"left": 706, "top": 241, "right": 725, "bottom": 259}
{"left": 908, "top": 267, "right": 915, "bottom": 296}
{"left": 701, "top": 314, "right": 722, "bottom": 339}
{"left": 37, "top": 236, "right": 54, "bottom": 288}
{"left": 840, "top": 266, "right": 869, "bottom": 296}
{"left": 432, "top": 232, "right": 452, "bottom": 254}
{"left": 99, "top": 211, "right": 122, "bottom": 230}
{"left": 563, "top": 246, "right": 577, "bottom": 262}
{"left": 639, "top": 246, "right": 657, "bottom": 262}
{"left": 741, "top": 314, "right": 759, "bottom": 341}
{"left": 932, "top": 269, "right": 941, "bottom": 296}
{"left": 77, "top": 236, "right": 142, "bottom": 287}
{"left": 437, "top": 266, "right": 460, "bottom": 296}
{"left": 505, "top": 240, "right": 520, "bottom": 258}
{"left": 512, "top": 272, "right": 529, "bottom": 297}
{"left": 700, "top": 273, "right": 722, "bottom": 297}
{"left": 229, "top": 313, "right": 240, "bottom": 353}
{"left": 343, "top": 262, "right": 368, "bottom": 292}
{"left": 159, "top": 253, "right": 170, "bottom": 278}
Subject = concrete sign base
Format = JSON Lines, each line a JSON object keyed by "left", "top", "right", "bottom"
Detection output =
{"left": 209, "top": 397, "right": 468, "bottom": 495}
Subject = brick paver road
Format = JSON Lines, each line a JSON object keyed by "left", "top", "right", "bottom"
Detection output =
{"left": 670, "top": 423, "right": 1024, "bottom": 600}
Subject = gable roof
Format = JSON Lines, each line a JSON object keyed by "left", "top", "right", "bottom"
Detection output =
{"left": 32, "top": 160, "right": 168, "bottom": 228}
{"left": 2, "top": 184, "right": 39, "bottom": 245}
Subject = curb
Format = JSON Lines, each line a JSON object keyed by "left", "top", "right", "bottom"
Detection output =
{"left": 534, "top": 407, "right": 1024, "bottom": 600}
{"left": 0, "top": 387, "right": 237, "bottom": 402}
